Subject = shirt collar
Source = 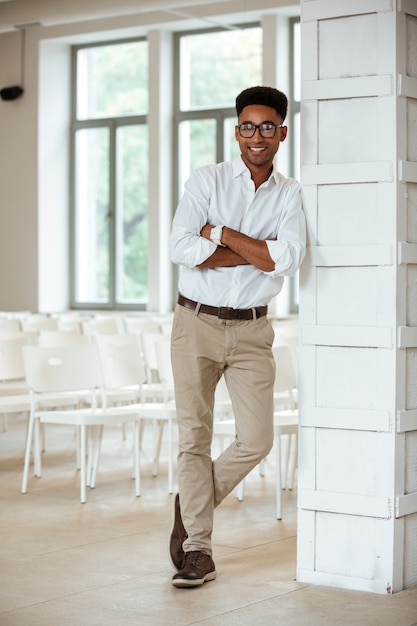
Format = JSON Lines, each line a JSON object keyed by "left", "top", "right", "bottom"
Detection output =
{"left": 232, "top": 156, "right": 278, "bottom": 187}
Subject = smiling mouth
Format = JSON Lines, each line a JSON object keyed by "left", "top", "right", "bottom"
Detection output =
{"left": 249, "top": 147, "right": 266, "bottom": 153}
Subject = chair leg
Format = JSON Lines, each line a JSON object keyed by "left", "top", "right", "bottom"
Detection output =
{"left": 80, "top": 424, "right": 87, "bottom": 504}
{"left": 33, "top": 417, "right": 42, "bottom": 477}
{"left": 22, "top": 410, "right": 35, "bottom": 494}
{"left": 153, "top": 421, "right": 165, "bottom": 477}
{"left": 236, "top": 480, "right": 245, "bottom": 502}
{"left": 89, "top": 425, "right": 104, "bottom": 488}
{"left": 276, "top": 433, "right": 282, "bottom": 520}
{"left": 75, "top": 426, "right": 81, "bottom": 470}
{"left": 133, "top": 421, "right": 141, "bottom": 497}
{"left": 167, "top": 418, "right": 173, "bottom": 494}
{"left": 287, "top": 433, "right": 298, "bottom": 490}
{"left": 281, "top": 434, "right": 291, "bottom": 490}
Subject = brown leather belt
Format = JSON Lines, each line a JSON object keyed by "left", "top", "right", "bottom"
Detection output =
{"left": 177, "top": 294, "right": 267, "bottom": 320}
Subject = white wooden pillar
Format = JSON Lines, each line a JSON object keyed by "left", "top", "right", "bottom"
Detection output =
{"left": 298, "top": 0, "right": 417, "bottom": 593}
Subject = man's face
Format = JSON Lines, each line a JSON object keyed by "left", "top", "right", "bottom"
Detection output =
{"left": 235, "top": 104, "right": 287, "bottom": 169}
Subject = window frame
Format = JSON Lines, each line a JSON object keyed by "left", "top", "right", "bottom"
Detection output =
{"left": 70, "top": 36, "right": 148, "bottom": 311}
{"left": 172, "top": 22, "right": 262, "bottom": 207}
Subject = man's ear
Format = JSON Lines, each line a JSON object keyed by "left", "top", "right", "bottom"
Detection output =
{"left": 279, "top": 126, "right": 288, "bottom": 142}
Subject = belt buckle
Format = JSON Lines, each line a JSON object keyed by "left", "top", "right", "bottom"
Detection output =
{"left": 218, "top": 306, "right": 234, "bottom": 319}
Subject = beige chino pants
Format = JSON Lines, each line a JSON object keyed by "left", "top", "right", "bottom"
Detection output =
{"left": 171, "top": 303, "right": 276, "bottom": 555}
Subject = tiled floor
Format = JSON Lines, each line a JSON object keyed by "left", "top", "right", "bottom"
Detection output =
{"left": 1, "top": 413, "right": 417, "bottom": 626}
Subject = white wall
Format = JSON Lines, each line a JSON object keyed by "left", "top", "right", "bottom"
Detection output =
{"left": 0, "top": 30, "right": 38, "bottom": 311}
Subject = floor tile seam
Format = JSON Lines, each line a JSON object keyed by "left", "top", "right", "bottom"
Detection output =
{"left": 180, "top": 586, "right": 312, "bottom": 626}
{"left": 0, "top": 531, "right": 165, "bottom": 564}
{"left": 0, "top": 567, "right": 172, "bottom": 614}
{"left": 213, "top": 532, "right": 297, "bottom": 553}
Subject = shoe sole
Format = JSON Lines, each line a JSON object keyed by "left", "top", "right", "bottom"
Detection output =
{"left": 171, "top": 570, "right": 216, "bottom": 588}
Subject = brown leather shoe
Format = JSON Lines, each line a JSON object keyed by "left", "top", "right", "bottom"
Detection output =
{"left": 171, "top": 550, "right": 216, "bottom": 588}
{"left": 169, "top": 493, "right": 187, "bottom": 570}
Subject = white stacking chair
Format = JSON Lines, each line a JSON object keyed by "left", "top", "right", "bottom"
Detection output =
{"left": 273, "top": 321, "right": 300, "bottom": 388}
{"left": 94, "top": 333, "right": 160, "bottom": 403}
{"left": 81, "top": 316, "right": 124, "bottom": 337}
{"left": 0, "top": 335, "right": 29, "bottom": 394}
{"left": 90, "top": 339, "right": 177, "bottom": 494}
{"left": 213, "top": 410, "right": 298, "bottom": 520}
{"left": 0, "top": 335, "right": 32, "bottom": 431}
{"left": 124, "top": 316, "right": 161, "bottom": 335}
{"left": 212, "top": 346, "right": 299, "bottom": 519}
{"left": 0, "top": 317, "right": 21, "bottom": 335}
{"left": 21, "top": 315, "right": 58, "bottom": 333}
{"left": 56, "top": 314, "right": 85, "bottom": 334}
{"left": 38, "top": 330, "right": 90, "bottom": 347}
{"left": 272, "top": 410, "right": 298, "bottom": 519}
{"left": 140, "top": 331, "right": 165, "bottom": 384}
{"left": 21, "top": 343, "right": 143, "bottom": 503}
{"left": 149, "top": 338, "right": 177, "bottom": 482}
{"left": 273, "top": 345, "right": 298, "bottom": 410}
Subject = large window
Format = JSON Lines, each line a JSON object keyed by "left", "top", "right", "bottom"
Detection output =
{"left": 174, "top": 24, "right": 263, "bottom": 197}
{"left": 71, "top": 39, "right": 148, "bottom": 309}
{"left": 174, "top": 21, "right": 301, "bottom": 313}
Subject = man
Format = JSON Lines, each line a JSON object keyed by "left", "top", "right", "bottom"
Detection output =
{"left": 169, "top": 85, "right": 306, "bottom": 588}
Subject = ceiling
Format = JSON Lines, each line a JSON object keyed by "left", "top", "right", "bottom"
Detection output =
{"left": 0, "top": 0, "right": 298, "bottom": 34}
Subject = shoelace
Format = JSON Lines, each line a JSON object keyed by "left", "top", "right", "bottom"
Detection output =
{"left": 183, "top": 550, "right": 207, "bottom": 567}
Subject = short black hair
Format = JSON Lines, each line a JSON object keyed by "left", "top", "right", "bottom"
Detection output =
{"left": 235, "top": 86, "right": 288, "bottom": 121}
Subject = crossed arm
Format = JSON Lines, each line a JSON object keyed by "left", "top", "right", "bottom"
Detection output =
{"left": 198, "top": 224, "right": 275, "bottom": 273}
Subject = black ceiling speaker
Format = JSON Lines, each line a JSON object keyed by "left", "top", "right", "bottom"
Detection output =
{"left": 0, "top": 85, "right": 24, "bottom": 101}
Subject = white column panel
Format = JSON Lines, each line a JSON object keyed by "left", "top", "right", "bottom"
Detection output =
{"left": 298, "top": 0, "right": 417, "bottom": 593}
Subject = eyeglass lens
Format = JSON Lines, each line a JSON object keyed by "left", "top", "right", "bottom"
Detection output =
{"left": 238, "top": 123, "right": 279, "bottom": 138}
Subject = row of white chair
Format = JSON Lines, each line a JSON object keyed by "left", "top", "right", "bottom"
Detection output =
{"left": 1, "top": 325, "right": 299, "bottom": 517}
{"left": 0, "top": 312, "right": 173, "bottom": 337}
{"left": 21, "top": 339, "right": 177, "bottom": 503}
{"left": 0, "top": 329, "right": 173, "bottom": 410}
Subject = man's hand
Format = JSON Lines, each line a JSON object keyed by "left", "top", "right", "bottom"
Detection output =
{"left": 200, "top": 224, "right": 214, "bottom": 241}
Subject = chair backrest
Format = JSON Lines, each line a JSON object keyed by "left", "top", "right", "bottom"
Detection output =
{"left": 38, "top": 330, "right": 90, "bottom": 347}
{"left": 56, "top": 318, "right": 83, "bottom": 334}
{"left": 215, "top": 375, "right": 231, "bottom": 403}
{"left": 94, "top": 333, "right": 139, "bottom": 346}
{"left": 0, "top": 318, "right": 21, "bottom": 334}
{"left": 141, "top": 331, "right": 166, "bottom": 380}
{"left": 273, "top": 334, "right": 299, "bottom": 385}
{"left": 97, "top": 341, "right": 147, "bottom": 390}
{"left": 23, "top": 344, "right": 104, "bottom": 393}
{"left": 272, "top": 345, "right": 298, "bottom": 394}
{"left": 124, "top": 317, "right": 160, "bottom": 335}
{"left": 154, "top": 338, "right": 173, "bottom": 386}
{"left": 21, "top": 316, "right": 58, "bottom": 333}
{"left": 82, "top": 317, "right": 124, "bottom": 336}
{"left": 154, "top": 338, "right": 174, "bottom": 402}
{"left": 0, "top": 335, "right": 27, "bottom": 380}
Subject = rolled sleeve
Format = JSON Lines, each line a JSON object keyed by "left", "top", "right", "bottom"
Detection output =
{"left": 264, "top": 183, "right": 307, "bottom": 277}
{"left": 265, "top": 239, "right": 306, "bottom": 277}
{"left": 170, "top": 225, "right": 216, "bottom": 268}
{"left": 169, "top": 169, "right": 216, "bottom": 268}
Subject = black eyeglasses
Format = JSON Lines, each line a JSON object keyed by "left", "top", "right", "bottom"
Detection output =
{"left": 237, "top": 122, "right": 283, "bottom": 138}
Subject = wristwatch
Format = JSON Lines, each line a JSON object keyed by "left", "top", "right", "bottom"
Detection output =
{"left": 210, "top": 225, "right": 225, "bottom": 247}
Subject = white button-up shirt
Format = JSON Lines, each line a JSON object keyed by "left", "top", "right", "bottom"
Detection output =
{"left": 170, "top": 156, "right": 306, "bottom": 309}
